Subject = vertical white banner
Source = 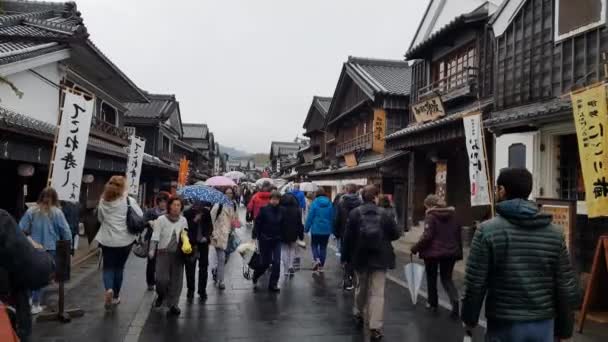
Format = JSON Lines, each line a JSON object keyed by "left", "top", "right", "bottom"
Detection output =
{"left": 463, "top": 113, "right": 491, "bottom": 207}
{"left": 50, "top": 91, "right": 94, "bottom": 202}
{"left": 126, "top": 136, "right": 146, "bottom": 196}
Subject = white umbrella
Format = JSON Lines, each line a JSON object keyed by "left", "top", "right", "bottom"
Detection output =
{"left": 299, "top": 182, "right": 319, "bottom": 193}
{"left": 224, "top": 171, "right": 246, "bottom": 180}
{"left": 255, "top": 178, "right": 274, "bottom": 187}
{"left": 404, "top": 255, "right": 425, "bottom": 305}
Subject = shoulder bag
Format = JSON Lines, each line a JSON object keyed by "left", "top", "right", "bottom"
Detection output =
{"left": 126, "top": 197, "right": 145, "bottom": 235}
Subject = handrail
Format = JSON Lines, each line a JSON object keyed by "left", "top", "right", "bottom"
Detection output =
{"left": 91, "top": 116, "right": 129, "bottom": 141}
{"left": 418, "top": 66, "right": 478, "bottom": 99}
{"left": 336, "top": 131, "right": 373, "bottom": 156}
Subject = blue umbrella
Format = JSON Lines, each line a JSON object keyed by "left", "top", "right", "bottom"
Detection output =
{"left": 178, "top": 185, "right": 232, "bottom": 205}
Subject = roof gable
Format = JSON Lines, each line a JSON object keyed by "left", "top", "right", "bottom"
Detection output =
{"left": 326, "top": 57, "right": 411, "bottom": 125}
{"left": 0, "top": 1, "right": 147, "bottom": 103}
{"left": 270, "top": 141, "right": 302, "bottom": 157}
{"left": 408, "top": 0, "right": 502, "bottom": 52}
{"left": 303, "top": 96, "right": 331, "bottom": 134}
{"left": 183, "top": 123, "right": 209, "bottom": 140}
{"left": 489, "top": 0, "right": 527, "bottom": 37}
{"left": 125, "top": 92, "right": 177, "bottom": 120}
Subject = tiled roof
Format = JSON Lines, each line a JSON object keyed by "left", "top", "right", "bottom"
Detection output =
{"left": 316, "top": 96, "right": 332, "bottom": 114}
{"left": 125, "top": 93, "right": 177, "bottom": 119}
{"left": 484, "top": 98, "right": 571, "bottom": 129}
{"left": 183, "top": 123, "right": 209, "bottom": 140}
{"left": 346, "top": 57, "right": 411, "bottom": 96}
{"left": 387, "top": 99, "right": 493, "bottom": 140}
{"left": 271, "top": 141, "right": 302, "bottom": 157}
{"left": 309, "top": 151, "right": 408, "bottom": 177}
{"left": 0, "top": 1, "right": 148, "bottom": 103}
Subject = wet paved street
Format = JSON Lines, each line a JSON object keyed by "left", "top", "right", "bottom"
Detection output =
{"left": 33, "top": 220, "right": 482, "bottom": 342}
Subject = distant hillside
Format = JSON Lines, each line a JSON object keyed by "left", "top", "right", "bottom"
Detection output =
{"left": 219, "top": 145, "right": 249, "bottom": 158}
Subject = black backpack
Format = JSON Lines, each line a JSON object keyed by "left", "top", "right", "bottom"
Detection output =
{"left": 356, "top": 206, "right": 384, "bottom": 252}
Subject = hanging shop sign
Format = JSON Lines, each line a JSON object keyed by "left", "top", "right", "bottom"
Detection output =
{"left": 372, "top": 109, "right": 387, "bottom": 153}
{"left": 126, "top": 136, "right": 146, "bottom": 196}
{"left": 412, "top": 96, "right": 445, "bottom": 123}
{"left": 435, "top": 160, "right": 447, "bottom": 202}
{"left": 49, "top": 90, "right": 94, "bottom": 202}
{"left": 177, "top": 158, "right": 190, "bottom": 188}
{"left": 570, "top": 83, "right": 608, "bottom": 218}
{"left": 344, "top": 153, "right": 358, "bottom": 167}
{"left": 463, "top": 112, "right": 492, "bottom": 207}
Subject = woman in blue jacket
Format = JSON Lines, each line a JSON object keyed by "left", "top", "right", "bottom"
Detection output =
{"left": 305, "top": 188, "right": 334, "bottom": 272}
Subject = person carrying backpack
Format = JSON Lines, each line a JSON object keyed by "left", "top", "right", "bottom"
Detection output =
{"left": 334, "top": 183, "right": 362, "bottom": 290}
{"left": 341, "top": 185, "right": 400, "bottom": 341}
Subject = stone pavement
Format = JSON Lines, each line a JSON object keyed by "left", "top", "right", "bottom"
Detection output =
{"left": 31, "top": 214, "right": 608, "bottom": 341}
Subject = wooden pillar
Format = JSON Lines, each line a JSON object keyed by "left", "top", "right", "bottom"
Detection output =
{"left": 407, "top": 151, "right": 416, "bottom": 229}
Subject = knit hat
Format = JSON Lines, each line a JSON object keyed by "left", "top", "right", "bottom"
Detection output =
{"left": 424, "top": 194, "right": 446, "bottom": 208}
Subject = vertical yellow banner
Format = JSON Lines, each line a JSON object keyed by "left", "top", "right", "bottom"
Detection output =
{"left": 373, "top": 109, "right": 386, "bottom": 153}
{"left": 571, "top": 84, "right": 608, "bottom": 218}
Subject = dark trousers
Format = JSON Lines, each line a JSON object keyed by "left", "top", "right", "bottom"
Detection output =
{"left": 311, "top": 234, "right": 330, "bottom": 266}
{"left": 185, "top": 243, "right": 209, "bottom": 295}
{"left": 253, "top": 240, "right": 281, "bottom": 288}
{"left": 101, "top": 245, "right": 132, "bottom": 297}
{"left": 146, "top": 256, "right": 156, "bottom": 286}
{"left": 424, "top": 257, "right": 459, "bottom": 308}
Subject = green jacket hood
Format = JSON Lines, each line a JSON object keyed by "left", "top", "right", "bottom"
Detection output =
{"left": 496, "top": 199, "right": 552, "bottom": 228}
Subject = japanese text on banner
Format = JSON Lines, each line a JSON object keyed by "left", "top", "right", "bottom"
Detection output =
{"left": 126, "top": 136, "right": 146, "bottom": 196}
{"left": 463, "top": 113, "right": 491, "bottom": 207}
{"left": 571, "top": 84, "right": 608, "bottom": 218}
{"left": 50, "top": 91, "right": 94, "bottom": 202}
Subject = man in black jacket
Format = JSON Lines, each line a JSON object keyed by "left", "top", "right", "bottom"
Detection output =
{"left": 334, "top": 183, "right": 362, "bottom": 291}
{"left": 184, "top": 201, "right": 213, "bottom": 301}
{"left": 341, "top": 185, "right": 400, "bottom": 341}
{"left": 252, "top": 191, "right": 283, "bottom": 292}
{"left": 0, "top": 209, "right": 55, "bottom": 342}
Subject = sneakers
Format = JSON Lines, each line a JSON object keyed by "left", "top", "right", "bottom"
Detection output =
{"left": 288, "top": 267, "right": 295, "bottom": 277}
{"left": 318, "top": 265, "right": 324, "bottom": 273}
{"left": 30, "top": 304, "right": 43, "bottom": 315}
{"left": 154, "top": 295, "right": 164, "bottom": 308}
{"left": 312, "top": 261, "right": 320, "bottom": 272}
{"left": 167, "top": 306, "right": 181, "bottom": 317}
{"left": 104, "top": 290, "right": 114, "bottom": 311}
{"left": 370, "top": 329, "right": 384, "bottom": 341}
{"left": 353, "top": 314, "right": 364, "bottom": 328}
{"left": 218, "top": 283, "right": 226, "bottom": 291}
{"left": 199, "top": 292, "right": 208, "bottom": 302}
{"left": 112, "top": 297, "right": 121, "bottom": 306}
{"left": 268, "top": 286, "right": 280, "bottom": 293}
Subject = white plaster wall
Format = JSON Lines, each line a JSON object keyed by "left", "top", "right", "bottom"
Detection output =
{"left": 0, "top": 62, "right": 63, "bottom": 124}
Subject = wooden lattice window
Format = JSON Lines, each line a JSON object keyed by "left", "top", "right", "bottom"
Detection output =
{"left": 558, "top": 135, "right": 586, "bottom": 201}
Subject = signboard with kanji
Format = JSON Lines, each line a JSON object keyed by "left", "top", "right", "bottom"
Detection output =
{"left": 435, "top": 161, "right": 447, "bottom": 202}
{"left": 372, "top": 109, "right": 386, "bottom": 153}
{"left": 49, "top": 90, "right": 94, "bottom": 202}
{"left": 412, "top": 96, "right": 446, "bottom": 123}
{"left": 570, "top": 84, "right": 608, "bottom": 218}
{"left": 463, "top": 112, "right": 492, "bottom": 206}
{"left": 344, "top": 153, "right": 358, "bottom": 167}
{"left": 126, "top": 136, "right": 146, "bottom": 196}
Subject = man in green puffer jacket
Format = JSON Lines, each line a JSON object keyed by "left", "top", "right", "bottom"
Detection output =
{"left": 462, "top": 168, "right": 580, "bottom": 341}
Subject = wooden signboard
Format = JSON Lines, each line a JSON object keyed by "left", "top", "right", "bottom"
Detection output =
{"left": 372, "top": 109, "right": 386, "bottom": 153}
{"left": 578, "top": 236, "right": 608, "bottom": 333}
{"left": 344, "top": 153, "right": 358, "bottom": 167}
{"left": 412, "top": 96, "right": 445, "bottom": 123}
{"left": 435, "top": 160, "right": 447, "bottom": 202}
{"left": 537, "top": 198, "right": 576, "bottom": 255}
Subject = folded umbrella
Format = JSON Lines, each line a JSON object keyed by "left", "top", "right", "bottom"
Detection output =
{"left": 404, "top": 254, "right": 425, "bottom": 305}
{"left": 178, "top": 185, "right": 233, "bottom": 205}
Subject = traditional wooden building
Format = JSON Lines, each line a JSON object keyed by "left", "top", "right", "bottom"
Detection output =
{"left": 308, "top": 56, "right": 411, "bottom": 228}
{"left": 485, "top": 0, "right": 608, "bottom": 271}
{"left": 0, "top": 1, "right": 152, "bottom": 216}
{"left": 182, "top": 123, "right": 211, "bottom": 178}
{"left": 301, "top": 96, "right": 332, "bottom": 174}
{"left": 269, "top": 141, "right": 304, "bottom": 176}
{"left": 386, "top": 3, "right": 495, "bottom": 228}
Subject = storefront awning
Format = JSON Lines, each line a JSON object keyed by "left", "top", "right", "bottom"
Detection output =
{"left": 309, "top": 151, "right": 408, "bottom": 179}
{"left": 484, "top": 98, "right": 571, "bottom": 132}
{"left": 312, "top": 178, "right": 368, "bottom": 187}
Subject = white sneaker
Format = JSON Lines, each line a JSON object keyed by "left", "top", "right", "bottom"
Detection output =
{"left": 31, "top": 304, "right": 43, "bottom": 315}
{"left": 112, "top": 297, "right": 121, "bottom": 306}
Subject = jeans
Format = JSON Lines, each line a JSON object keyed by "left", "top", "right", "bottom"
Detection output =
{"left": 354, "top": 270, "right": 387, "bottom": 330}
{"left": 31, "top": 250, "right": 56, "bottom": 305}
{"left": 311, "top": 234, "right": 330, "bottom": 266}
{"left": 185, "top": 243, "right": 209, "bottom": 295}
{"left": 424, "top": 258, "right": 459, "bottom": 309}
{"left": 253, "top": 240, "right": 281, "bottom": 288}
{"left": 281, "top": 242, "right": 297, "bottom": 275}
{"left": 486, "top": 319, "right": 554, "bottom": 342}
{"left": 101, "top": 245, "right": 132, "bottom": 298}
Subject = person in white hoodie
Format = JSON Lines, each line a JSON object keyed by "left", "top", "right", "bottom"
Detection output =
{"left": 95, "top": 176, "right": 143, "bottom": 310}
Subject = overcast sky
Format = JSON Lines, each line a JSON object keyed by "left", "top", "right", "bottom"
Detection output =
{"left": 77, "top": 0, "right": 428, "bottom": 153}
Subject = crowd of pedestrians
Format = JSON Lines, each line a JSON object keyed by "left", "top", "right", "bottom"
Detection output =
{"left": 0, "top": 168, "right": 583, "bottom": 342}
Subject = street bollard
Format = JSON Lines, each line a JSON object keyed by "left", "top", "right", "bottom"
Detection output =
{"left": 37, "top": 240, "right": 84, "bottom": 323}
